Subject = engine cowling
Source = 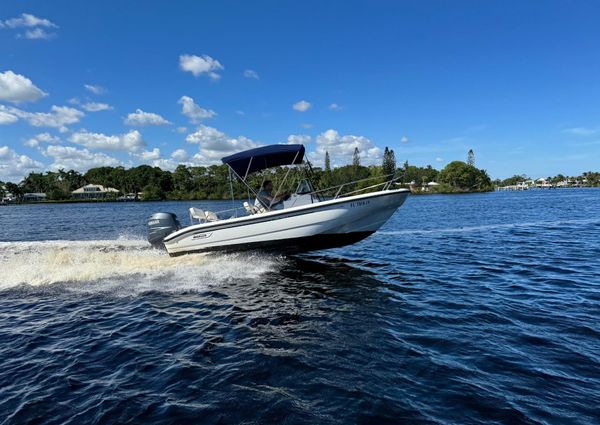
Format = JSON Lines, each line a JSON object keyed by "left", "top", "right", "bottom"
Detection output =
{"left": 147, "top": 212, "right": 180, "bottom": 248}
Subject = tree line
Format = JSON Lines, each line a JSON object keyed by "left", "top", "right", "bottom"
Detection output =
{"left": 496, "top": 172, "right": 600, "bottom": 187}
{"left": 1, "top": 148, "right": 496, "bottom": 202}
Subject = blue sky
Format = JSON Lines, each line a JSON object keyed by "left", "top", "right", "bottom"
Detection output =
{"left": 1, "top": 0, "right": 599, "bottom": 182}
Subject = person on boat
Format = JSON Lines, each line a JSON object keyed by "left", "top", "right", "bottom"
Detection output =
{"left": 255, "top": 180, "right": 288, "bottom": 210}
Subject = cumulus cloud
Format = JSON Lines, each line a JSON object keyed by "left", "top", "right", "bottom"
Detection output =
{"left": 436, "top": 157, "right": 444, "bottom": 163}
{"left": 24, "top": 132, "right": 60, "bottom": 148}
{"left": 84, "top": 84, "right": 105, "bottom": 95}
{"left": 124, "top": 109, "right": 171, "bottom": 126}
{"left": 1, "top": 104, "right": 84, "bottom": 131}
{"left": 171, "top": 148, "right": 189, "bottom": 162}
{"left": 186, "top": 125, "right": 260, "bottom": 164}
{"left": 23, "top": 28, "right": 54, "bottom": 40}
{"left": 81, "top": 102, "right": 113, "bottom": 112}
{"left": 2, "top": 13, "right": 57, "bottom": 28}
{"left": 400, "top": 136, "right": 409, "bottom": 144}
{"left": 287, "top": 134, "right": 311, "bottom": 145}
{"left": 0, "top": 145, "right": 44, "bottom": 182}
{"left": 328, "top": 103, "right": 342, "bottom": 111}
{"left": 70, "top": 129, "right": 145, "bottom": 152}
{"left": 178, "top": 96, "right": 216, "bottom": 124}
{"left": 243, "top": 69, "right": 259, "bottom": 79}
{"left": 293, "top": 100, "right": 311, "bottom": 112}
{"left": 314, "top": 129, "right": 381, "bottom": 167}
{"left": 0, "top": 110, "right": 19, "bottom": 125}
{"left": 0, "top": 70, "right": 47, "bottom": 103}
{"left": 138, "top": 148, "right": 161, "bottom": 161}
{"left": 2, "top": 13, "right": 58, "bottom": 40}
{"left": 179, "top": 54, "right": 223, "bottom": 80}
{"left": 44, "top": 145, "right": 121, "bottom": 172}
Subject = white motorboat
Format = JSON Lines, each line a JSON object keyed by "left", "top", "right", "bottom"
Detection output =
{"left": 147, "top": 144, "right": 409, "bottom": 256}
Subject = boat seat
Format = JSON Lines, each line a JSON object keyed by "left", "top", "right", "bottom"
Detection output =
{"left": 204, "top": 210, "right": 219, "bottom": 221}
{"left": 189, "top": 207, "right": 206, "bottom": 223}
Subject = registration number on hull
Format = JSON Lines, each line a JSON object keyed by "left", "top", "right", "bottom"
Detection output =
{"left": 349, "top": 200, "right": 370, "bottom": 208}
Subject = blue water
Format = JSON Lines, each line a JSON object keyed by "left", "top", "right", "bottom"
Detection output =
{"left": 1, "top": 190, "right": 599, "bottom": 424}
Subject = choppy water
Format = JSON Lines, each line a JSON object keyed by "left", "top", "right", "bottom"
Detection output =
{"left": 1, "top": 190, "right": 599, "bottom": 424}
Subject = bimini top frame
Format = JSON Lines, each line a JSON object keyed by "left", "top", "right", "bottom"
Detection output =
{"left": 221, "top": 144, "right": 306, "bottom": 213}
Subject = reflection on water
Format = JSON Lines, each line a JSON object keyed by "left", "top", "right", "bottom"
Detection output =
{"left": 1, "top": 190, "right": 599, "bottom": 424}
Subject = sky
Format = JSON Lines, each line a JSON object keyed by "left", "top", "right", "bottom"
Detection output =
{"left": 1, "top": 0, "right": 600, "bottom": 182}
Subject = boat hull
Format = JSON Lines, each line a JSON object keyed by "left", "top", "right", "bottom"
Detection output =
{"left": 162, "top": 189, "right": 409, "bottom": 256}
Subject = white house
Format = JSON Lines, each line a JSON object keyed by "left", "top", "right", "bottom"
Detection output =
{"left": 72, "top": 184, "right": 119, "bottom": 199}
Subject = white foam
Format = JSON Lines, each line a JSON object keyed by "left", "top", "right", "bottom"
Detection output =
{"left": 0, "top": 239, "right": 280, "bottom": 293}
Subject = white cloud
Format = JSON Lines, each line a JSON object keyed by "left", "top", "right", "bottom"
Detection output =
{"left": 287, "top": 134, "right": 311, "bottom": 145}
{"left": 70, "top": 129, "right": 145, "bottom": 152}
{"left": 171, "top": 148, "right": 189, "bottom": 161}
{"left": 0, "top": 70, "right": 47, "bottom": 103}
{"left": 178, "top": 96, "right": 216, "bottom": 123}
{"left": 124, "top": 109, "right": 171, "bottom": 126}
{"left": 436, "top": 157, "right": 444, "bottom": 163}
{"left": 22, "top": 28, "right": 54, "bottom": 40}
{"left": 175, "top": 126, "right": 187, "bottom": 134}
{"left": 2, "top": 14, "right": 58, "bottom": 40}
{"left": 1, "top": 104, "right": 84, "bottom": 131}
{"left": 314, "top": 129, "right": 381, "bottom": 167}
{"left": 0, "top": 146, "right": 44, "bottom": 182}
{"left": 24, "top": 132, "right": 60, "bottom": 148}
{"left": 84, "top": 84, "right": 105, "bottom": 95}
{"left": 3, "top": 13, "right": 57, "bottom": 28}
{"left": 301, "top": 123, "right": 313, "bottom": 129}
{"left": 328, "top": 103, "right": 342, "bottom": 111}
{"left": 243, "top": 69, "right": 259, "bottom": 79}
{"left": 149, "top": 158, "right": 179, "bottom": 171}
{"left": 400, "top": 136, "right": 409, "bottom": 144}
{"left": 293, "top": 100, "right": 311, "bottom": 112}
{"left": 44, "top": 145, "right": 121, "bottom": 172}
{"left": 138, "top": 148, "right": 161, "bottom": 161}
{"left": 179, "top": 54, "right": 224, "bottom": 80}
{"left": 186, "top": 125, "right": 260, "bottom": 164}
{"left": 563, "top": 127, "right": 596, "bottom": 136}
{"left": 81, "top": 102, "right": 113, "bottom": 112}
{"left": 0, "top": 110, "right": 18, "bottom": 125}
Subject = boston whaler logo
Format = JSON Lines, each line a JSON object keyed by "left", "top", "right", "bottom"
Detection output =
{"left": 192, "top": 232, "right": 213, "bottom": 240}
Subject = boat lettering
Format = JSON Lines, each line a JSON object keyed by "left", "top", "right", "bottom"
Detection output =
{"left": 350, "top": 200, "right": 370, "bottom": 208}
{"left": 192, "top": 232, "right": 213, "bottom": 240}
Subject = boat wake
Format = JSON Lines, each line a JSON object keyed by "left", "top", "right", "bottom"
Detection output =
{"left": 0, "top": 238, "right": 281, "bottom": 293}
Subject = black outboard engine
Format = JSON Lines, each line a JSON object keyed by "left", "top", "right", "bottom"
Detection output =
{"left": 147, "top": 212, "right": 180, "bottom": 249}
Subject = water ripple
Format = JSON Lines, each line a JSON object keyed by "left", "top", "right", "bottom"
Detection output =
{"left": 1, "top": 190, "right": 600, "bottom": 424}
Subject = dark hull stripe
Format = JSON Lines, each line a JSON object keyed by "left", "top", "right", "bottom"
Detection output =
{"left": 164, "top": 189, "right": 408, "bottom": 242}
{"left": 168, "top": 231, "right": 375, "bottom": 257}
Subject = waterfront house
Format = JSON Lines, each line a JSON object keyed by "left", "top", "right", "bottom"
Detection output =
{"left": 71, "top": 184, "right": 119, "bottom": 199}
{"left": 23, "top": 193, "right": 47, "bottom": 202}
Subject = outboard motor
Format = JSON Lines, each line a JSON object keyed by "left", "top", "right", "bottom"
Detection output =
{"left": 147, "top": 212, "right": 180, "bottom": 249}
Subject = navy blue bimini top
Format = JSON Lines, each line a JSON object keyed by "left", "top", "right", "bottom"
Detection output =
{"left": 222, "top": 144, "right": 305, "bottom": 177}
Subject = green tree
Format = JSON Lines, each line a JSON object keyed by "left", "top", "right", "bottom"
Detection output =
{"left": 352, "top": 147, "right": 360, "bottom": 168}
{"left": 438, "top": 161, "right": 492, "bottom": 192}
{"left": 467, "top": 149, "right": 475, "bottom": 166}
{"left": 382, "top": 147, "right": 396, "bottom": 177}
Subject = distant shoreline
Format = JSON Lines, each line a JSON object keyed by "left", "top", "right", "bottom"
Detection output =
{"left": 3, "top": 186, "right": 598, "bottom": 206}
